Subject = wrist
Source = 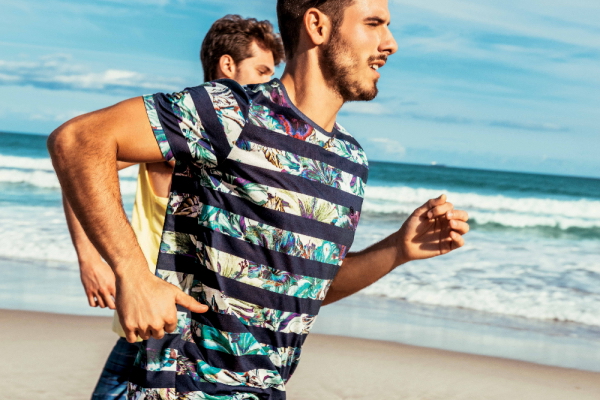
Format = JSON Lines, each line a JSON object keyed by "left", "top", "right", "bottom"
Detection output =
{"left": 392, "top": 229, "right": 410, "bottom": 266}
{"left": 114, "top": 263, "right": 153, "bottom": 282}
{"left": 78, "top": 255, "right": 104, "bottom": 270}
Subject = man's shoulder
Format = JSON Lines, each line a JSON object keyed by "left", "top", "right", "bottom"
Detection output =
{"left": 200, "top": 79, "right": 251, "bottom": 107}
{"left": 244, "top": 79, "right": 287, "bottom": 107}
{"left": 152, "top": 80, "right": 249, "bottom": 108}
{"left": 334, "top": 122, "right": 353, "bottom": 138}
{"left": 151, "top": 81, "right": 248, "bottom": 125}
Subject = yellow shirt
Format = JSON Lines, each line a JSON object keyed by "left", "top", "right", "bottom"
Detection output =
{"left": 112, "top": 163, "right": 169, "bottom": 338}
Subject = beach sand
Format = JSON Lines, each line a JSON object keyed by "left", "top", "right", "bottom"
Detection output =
{"left": 2, "top": 309, "right": 599, "bottom": 400}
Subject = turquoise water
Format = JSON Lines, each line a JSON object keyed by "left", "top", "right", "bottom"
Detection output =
{"left": 369, "top": 160, "right": 600, "bottom": 200}
{"left": 1, "top": 130, "right": 600, "bottom": 330}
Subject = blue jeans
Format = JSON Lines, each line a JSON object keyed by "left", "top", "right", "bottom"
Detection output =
{"left": 91, "top": 338, "right": 140, "bottom": 400}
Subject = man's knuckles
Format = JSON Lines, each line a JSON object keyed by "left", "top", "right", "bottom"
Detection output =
{"left": 435, "top": 202, "right": 453, "bottom": 213}
{"left": 449, "top": 209, "right": 468, "bottom": 221}
{"left": 149, "top": 320, "right": 166, "bottom": 331}
{"left": 450, "top": 220, "right": 468, "bottom": 230}
{"left": 123, "top": 321, "right": 146, "bottom": 332}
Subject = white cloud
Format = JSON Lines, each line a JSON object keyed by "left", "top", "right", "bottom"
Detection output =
{"left": 99, "top": 0, "right": 172, "bottom": 5}
{"left": 342, "top": 102, "right": 391, "bottom": 116}
{"left": 370, "top": 138, "right": 407, "bottom": 157}
{"left": 488, "top": 120, "right": 569, "bottom": 132}
{"left": 389, "top": 0, "right": 600, "bottom": 90}
{"left": 404, "top": 112, "right": 569, "bottom": 133}
{"left": 392, "top": 0, "right": 600, "bottom": 49}
{"left": 30, "top": 110, "right": 87, "bottom": 122}
{"left": 0, "top": 54, "right": 185, "bottom": 94}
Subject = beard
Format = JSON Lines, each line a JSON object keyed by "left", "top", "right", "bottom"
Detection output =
{"left": 319, "top": 32, "right": 383, "bottom": 103}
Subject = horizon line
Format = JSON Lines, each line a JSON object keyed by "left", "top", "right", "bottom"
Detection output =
{"left": 1, "top": 129, "right": 598, "bottom": 181}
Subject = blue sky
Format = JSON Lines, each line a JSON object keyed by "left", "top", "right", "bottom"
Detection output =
{"left": 0, "top": 0, "right": 598, "bottom": 177}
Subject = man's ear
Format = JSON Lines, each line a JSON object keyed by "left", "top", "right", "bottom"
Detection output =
{"left": 304, "top": 8, "right": 332, "bottom": 47}
{"left": 217, "top": 54, "right": 237, "bottom": 79}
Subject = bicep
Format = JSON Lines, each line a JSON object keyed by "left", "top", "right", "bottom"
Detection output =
{"left": 82, "top": 97, "right": 165, "bottom": 164}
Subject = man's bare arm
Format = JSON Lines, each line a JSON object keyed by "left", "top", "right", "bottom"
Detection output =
{"left": 62, "top": 161, "right": 136, "bottom": 310}
{"left": 48, "top": 97, "right": 207, "bottom": 343}
{"left": 324, "top": 195, "right": 469, "bottom": 305}
{"left": 63, "top": 194, "right": 117, "bottom": 309}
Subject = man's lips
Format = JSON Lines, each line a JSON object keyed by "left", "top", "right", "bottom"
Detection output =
{"left": 368, "top": 55, "right": 387, "bottom": 72}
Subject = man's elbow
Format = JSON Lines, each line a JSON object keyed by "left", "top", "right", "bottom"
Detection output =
{"left": 47, "top": 120, "right": 80, "bottom": 167}
{"left": 48, "top": 116, "right": 105, "bottom": 171}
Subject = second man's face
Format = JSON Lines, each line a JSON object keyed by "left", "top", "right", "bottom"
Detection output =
{"left": 234, "top": 41, "right": 276, "bottom": 85}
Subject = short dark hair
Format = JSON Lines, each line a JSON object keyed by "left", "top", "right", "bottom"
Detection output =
{"left": 200, "top": 15, "right": 285, "bottom": 82}
{"left": 277, "top": 0, "right": 354, "bottom": 60}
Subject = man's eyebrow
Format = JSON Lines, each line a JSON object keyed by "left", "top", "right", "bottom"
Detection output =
{"left": 364, "top": 16, "right": 389, "bottom": 25}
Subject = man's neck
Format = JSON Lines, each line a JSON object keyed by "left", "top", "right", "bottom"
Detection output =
{"left": 279, "top": 53, "right": 344, "bottom": 133}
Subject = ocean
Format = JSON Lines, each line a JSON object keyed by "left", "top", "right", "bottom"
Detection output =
{"left": 1, "top": 130, "right": 599, "bottom": 370}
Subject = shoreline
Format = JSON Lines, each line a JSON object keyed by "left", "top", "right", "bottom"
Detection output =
{"left": 314, "top": 294, "right": 600, "bottom": 373}
{"left": 2, "top": 257, "right": 600, "bottom": 373}
{"left": 287, "top": 332, "right": 600, "bottom": 400}
{"left": 2, "top": 308, "right": 600, "bottom": 400}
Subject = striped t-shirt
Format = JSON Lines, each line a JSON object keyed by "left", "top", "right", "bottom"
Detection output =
{"left": 129, "top": 79, "right": 368, "bottom": 400}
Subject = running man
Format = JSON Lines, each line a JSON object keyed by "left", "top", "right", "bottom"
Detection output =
{"left": 61, "top": 15, "right": 284, "bottom": 400}
{"left": 50, "top": 1, "right": 470, "bottom": 399}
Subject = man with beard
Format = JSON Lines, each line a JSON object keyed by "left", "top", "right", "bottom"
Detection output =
{"left": 49, "top": 0, "right": 470, "bottom": 399}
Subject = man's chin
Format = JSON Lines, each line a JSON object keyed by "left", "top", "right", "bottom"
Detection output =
{"left": 337, "top": 77, "right": 379, "bottom": 103}
{"left": 354, "top": 82, "right": 378, "bottom": 102}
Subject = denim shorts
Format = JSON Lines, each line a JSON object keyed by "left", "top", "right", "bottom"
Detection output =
{"left": 91, "top": 338, "right": 140, "bottom": 400}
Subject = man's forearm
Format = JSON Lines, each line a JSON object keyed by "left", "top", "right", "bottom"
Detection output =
{"left": 62, "top": 193, "right": 104, "bottom": 265}
{"left": 49, "top": 121, "right": 148, "bottom": 279}
{"left": 62, "top": 161, "right": 135, "bottom": 267}
{"left": 62, "top": 161, "right": 136, "bottom": 265}
{"left": 324, "top": 232, "right": 405, "bottom": 305}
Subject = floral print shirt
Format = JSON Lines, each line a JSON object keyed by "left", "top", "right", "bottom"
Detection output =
{"left": 129, "top": 79, "right": 368, "bottom": 400}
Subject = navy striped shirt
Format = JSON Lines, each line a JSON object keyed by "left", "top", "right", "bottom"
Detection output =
{"left": 129, "top": 79, "right": 368, "bottom": 400}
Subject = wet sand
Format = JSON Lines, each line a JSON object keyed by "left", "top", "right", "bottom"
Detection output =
{"left": 2, "top": 309, "right": 599, "bottom": 400}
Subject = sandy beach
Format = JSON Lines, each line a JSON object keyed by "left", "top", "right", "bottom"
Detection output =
{"left": 2, "top": 309, "right": 599, "bottom": 400}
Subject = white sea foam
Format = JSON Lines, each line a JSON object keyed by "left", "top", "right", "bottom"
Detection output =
{"left": 0, "top": 155, "right": 138, "bottom": 264}
{"left": 0, "top": 206, "right": 78, "bottom": 264}
{"left": 362, "top": 281, "right": 600, "bottom": 327}
{"left": 0, "top": 201, "right": 135, "bottom": 265}
{"left": 0, "top": 166, "right": 138, "bottom": 194}
{"left": 362, "top": 186, "right": 600, "bottom": 230}
{"left": 3, "top": 154, "right": 599, "bottom": 328}
{"left": 354, "top": 220, "right": 600, "bottom": 327}
{"left": 0, "top": 169, "right": 61, "bottom": 188}
{"left": 0, "top": 155, "right": 54, "bottom": 171}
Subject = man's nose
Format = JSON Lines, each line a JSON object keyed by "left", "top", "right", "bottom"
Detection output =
{"left": 381, "top": 27, "right": 398, "bottom": 56}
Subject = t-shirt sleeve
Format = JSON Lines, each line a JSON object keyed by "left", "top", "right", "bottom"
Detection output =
{"left": 142, "top": 82, "right": 247, "bottom": 167}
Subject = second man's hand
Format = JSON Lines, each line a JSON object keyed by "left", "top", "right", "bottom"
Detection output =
{"left": 116, "top": 270, "right": 210, "bottom": 343}
{"left": 80, "top": 258, "right": 117, "bottom": 309}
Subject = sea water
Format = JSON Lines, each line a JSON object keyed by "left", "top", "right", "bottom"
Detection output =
{"left": 1, "top": 131, "right": 600, "bottom": 369}
{"left": 354, "top": 163, "right": 600, "bottom": 327}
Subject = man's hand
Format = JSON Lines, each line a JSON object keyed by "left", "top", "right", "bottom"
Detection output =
{"left": 80, "top": 259, "right": 117, "bottom": 309}
{"left": 324, "top": 194, "right": 469, "bottom": 304}
{"left": 116, "top": 272, "right": 209, "bottom": 343}
{"left": 396, "top": 194, "right": 469, "bottom": 264}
